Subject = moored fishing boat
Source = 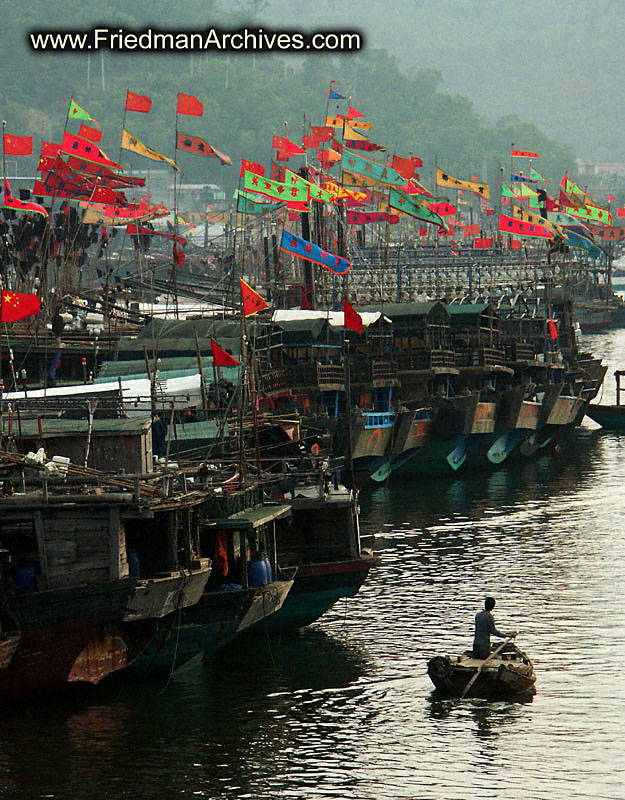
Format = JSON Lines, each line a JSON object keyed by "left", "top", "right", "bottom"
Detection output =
{"left": 427, "top": 641, "right": 536, "bottom": 699}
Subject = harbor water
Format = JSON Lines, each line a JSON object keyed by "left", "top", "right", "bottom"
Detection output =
{"left": 1, "top": 330, "right": 625, "bottom": 800}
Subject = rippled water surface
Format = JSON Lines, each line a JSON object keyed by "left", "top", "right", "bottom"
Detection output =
{"left": 2, "top": 331, "right": 625, "bottom": 800}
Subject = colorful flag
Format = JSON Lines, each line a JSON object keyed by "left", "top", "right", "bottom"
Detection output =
{"left": 586, "top": 223, "right": 625, "bottom": 241}
{"left": 349, "top": 120, "right": 371, "bottom": 131}
{"left": 3, "top": 178, "right": 47, "bottom": 216}
{"left": 530, "top": 167, "right": 544, "bottom": 181}
{"left": 68, "top": 97, "right": 97, "bottom": 124}
{"left": 559, "top": 203, "right": 612, "bottom": 226}
{"left": 125, "top": 90, "right": 152, "bottom": 113}
{"left": 325, "top": 115, "right": 344, "bottom": 129}
{"left": 236, "top": 191, "right": 285, "bottom": 215}
{"left": 122, "top": 129, "right": 179, "bottom": 171}
{"left": 3, "top": 134, "right": 32, "bottom": 156}
{"left": 388, "top": 189, "right": 446, "bottom": 229}
{"left": 511, "top": 205, "right": 562, "bottom": 238}
{"left": 176, "top": 131, "right": 231, "bottom": 164}
{"left": 279, "top": 230, "right": 351, "bottom": 274}
{"left": 0, "top": 290, "right": 41, "bottom": 322}
{"left": 78, "top": 124, "right": 102, "bottom": 143}
{"left": 343, "top": 297, "right": 363, "bottom": 333}
{"left": 329, "top": 87, "right": 346, "bottom": 99}
{"left": 211, "top": 338, "right": 242, "bottom": 367}
{"left": 240, "top": 278, "right": 269, "bottom": 316}
{"left": 498, "top": 213, "right": 552, "bottom": 239}
{"left": 511, "top": 148, "right": 539, "bottom": 158}
{"left": 177, "top": 93, "right": 203, "bottom": 116}
{"left": 283, "top": 169, "right": 334, "bottom": 204}
{"left": 344, "top": 140, "right": 385, "bottom": 151}
{"left": 436, "top": 167, "right": 489, "bottom": 199}
{"left": 342, "top": 149, "right": 406, "bottom": 187}
{"left": 242, "top": 171, "right": 309, "bottom": 203}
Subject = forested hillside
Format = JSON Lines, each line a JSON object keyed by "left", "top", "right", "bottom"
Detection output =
{"left": 0, "top": 0, "right": 581, "bottom": 198}
{"left": 266, "top": 0, "right": 625, "bottom": 164}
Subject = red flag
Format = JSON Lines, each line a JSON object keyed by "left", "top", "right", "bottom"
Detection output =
{"left": 3, "top": 178, "right": 47, "bottom": 216}
{"left": 210, "top": 338, "right": 242, "bottom": 367}
{"left": 511, "top": 149, "right": 539, "bottom": 158}
{"left": 271, "top": 161, "right": 285, "bottom": 182}
{"left": 240, "top": 158, "right": 265, "bottom": 178}
{"left": 463, "top": 223, "right": 480, "bottom": 237}
{"left": 272, "top": 136, "right": 305, "bottom": 156}
{"left": 547, "top": 318, "right": 558, "bottom": 340}
{"left": 498, "top": 213, "right": 552, "bottom": 239}
{"left": 126, "top": 90, "right": 152, "bottom": 113}
{"left": 509, "top": 239, "right": 522, "bottom": 250}
{"left": 41, "top": 141, "right": 61, "bottom": 158}
{"left": 347, "top": 105, "right": 364, "bottom": 120}
{"left": 3, "top": 134, "right": 32, "bottom": 156}
{"left": 61, "top": 132, "right": 121, "bottom": 170}
{"left": 0, "top": 290, "right": 41, "bottom": 322}
{"left": 343, "top": 297, "right": 363, "bottom": 334}
{"left": 301, "top": 287, "right": 313, "bottom": 309}
{"left": 474, "top": 238, "right": 493, "bottom": 249}
{"left": 177, "top": 93, "right": 203, "bottom": 116}
{"left": 78, "top": 124, "right": 102, "bottom": 143}
{"left": 392, "top": 154, "right": 423, "bottom": 179}
{"left": 176, "top": 131, "right": 231, "bottom": 164}
{"left": 172, "top": 242, "right": 186, "bottom": 267}
{"left": 240, "top": 278, "right": 269, "bottom": 317}
{"left": 617, "top": 208, "right": 625, "bottom": 218}
{"left": 126, "top": 224, "right": 187, "bottom": 246}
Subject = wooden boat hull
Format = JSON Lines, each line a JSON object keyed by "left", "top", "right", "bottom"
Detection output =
{"left": 585, "top": 404, "right": 625, "bottom": 430}
{"left": 427, "top": 644, "right": 536, "bottom": 699}
{"left": 245, "top": 557, "right": 378, "bottom": 632}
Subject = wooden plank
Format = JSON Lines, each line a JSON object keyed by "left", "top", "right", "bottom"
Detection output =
{"left": 108, "top": 506, "right": 122, "bottom": 580}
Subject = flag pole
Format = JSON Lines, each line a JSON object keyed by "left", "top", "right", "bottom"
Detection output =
{"left": 119, "top": 88, "right": 129, "bottom": 166}
{"left": 172, "top": 105, "right": 179, "bottom": 318}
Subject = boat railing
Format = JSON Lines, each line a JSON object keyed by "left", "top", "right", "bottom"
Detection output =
{"left": 395, "top": 348, "right": 456, "bottom": 372}
{"left": 371, "top": 361, "right": 400, "bottom": 388}
{"left": 316, "top": 364, "right": 345, "bottom": 391}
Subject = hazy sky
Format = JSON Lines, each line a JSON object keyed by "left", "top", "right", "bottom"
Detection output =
{"left": 263, "top": 0, "right": 625, "bottom": 163}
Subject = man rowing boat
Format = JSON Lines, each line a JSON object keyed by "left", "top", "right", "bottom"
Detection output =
{"left": 472, "top": 597, "right": 516, "bottom": 659}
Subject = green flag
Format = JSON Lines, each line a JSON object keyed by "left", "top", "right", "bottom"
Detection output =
{"left": 242, "top": 170, "right": 309, "bottom": 203}
{"left": 388, "top": 189, "right": 447, "bottom": 230}
{"left": 68, "top": 97, "right": 97, "bottom": 124}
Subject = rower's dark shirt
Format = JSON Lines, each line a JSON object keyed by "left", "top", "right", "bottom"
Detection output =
{"left": 473, "top": 609, "right": 505, "bottom": 658}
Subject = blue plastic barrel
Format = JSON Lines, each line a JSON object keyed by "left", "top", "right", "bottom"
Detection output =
{"left": 15, "top": 564, "right": 40, "bottom": 594}
{"left": 262, "top": 555, "right": 273, "bottom": 583}
{"left": 247, "top": 552, "right": 269, "bottom": 587}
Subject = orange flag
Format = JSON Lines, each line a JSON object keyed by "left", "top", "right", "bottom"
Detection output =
{"left": 240, "top": 278, "right": 269, "bottom": 317}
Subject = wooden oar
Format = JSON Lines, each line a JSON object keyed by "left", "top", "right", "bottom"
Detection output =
{"left": 460, "top": 636, "right": 513, "bottom": 699}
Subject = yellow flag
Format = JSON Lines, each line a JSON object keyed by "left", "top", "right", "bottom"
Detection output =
{"left": 511, "top": 205, "right": 562, "bottom": 238}
{"left": 436, "top": 167, "right": 489, "bottom": 199}
{"left": 325, "top": 115, "right": 344, "bottom": 129}
{"left": 343, "top": 121, "right": 368, "bottom": 141}
{"left": 121, "top": 129, "right": 180, "bottom": 171}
